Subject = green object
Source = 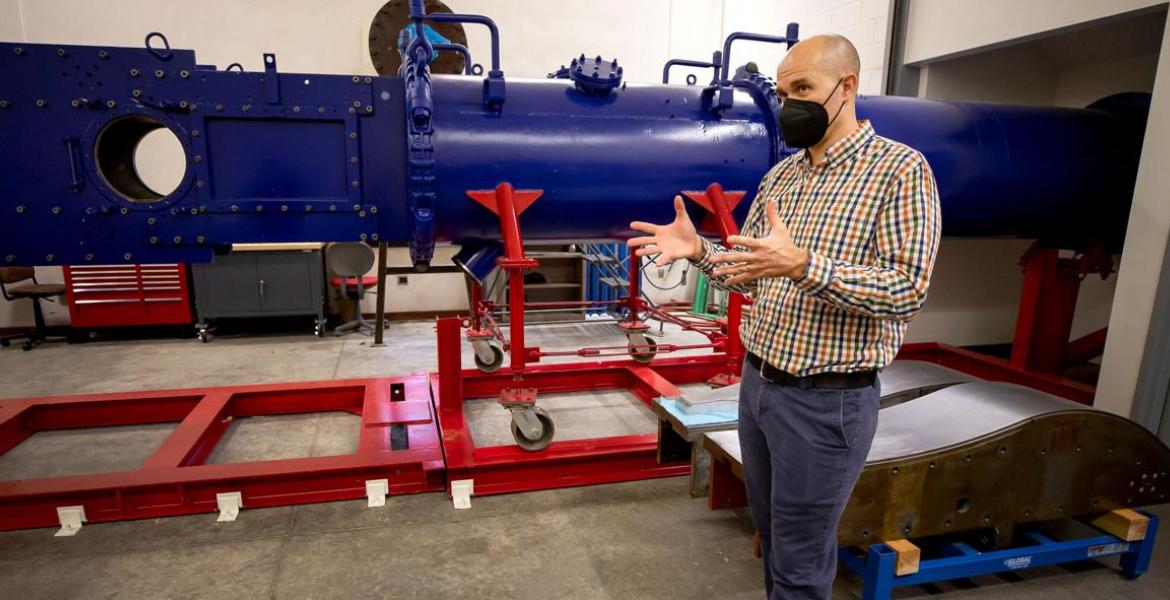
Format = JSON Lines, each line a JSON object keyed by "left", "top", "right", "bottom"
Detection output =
{"left": 690, "top": 271, "right": 727, "bottom": 318}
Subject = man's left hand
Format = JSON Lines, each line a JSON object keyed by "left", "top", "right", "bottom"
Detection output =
{"left": 709, "top": 202, "right": 810, "bottom": 286}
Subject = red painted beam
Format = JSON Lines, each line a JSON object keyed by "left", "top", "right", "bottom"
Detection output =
{"left": 142, "top": 392, "right": 233, "bottom": 469}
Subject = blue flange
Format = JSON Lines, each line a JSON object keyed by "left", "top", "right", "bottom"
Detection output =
{"left": 569, "top": 55, "right": 622, "bottom": 96}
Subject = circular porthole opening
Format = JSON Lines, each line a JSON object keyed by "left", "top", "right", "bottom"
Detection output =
{"left": 95, "top": 115, "right": 187, "bottom": 202}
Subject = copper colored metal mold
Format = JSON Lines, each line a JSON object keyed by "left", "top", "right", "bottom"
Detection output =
{"left": 840, "top": 381, "right": 1170, "bottom": 547}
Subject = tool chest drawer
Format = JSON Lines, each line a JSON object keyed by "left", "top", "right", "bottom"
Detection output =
{"left": 63, "top": 264, "right": 194, "bottom": 327}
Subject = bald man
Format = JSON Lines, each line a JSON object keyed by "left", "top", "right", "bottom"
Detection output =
{"left": 630, "top": 35, "right": 941, "bottom": 598}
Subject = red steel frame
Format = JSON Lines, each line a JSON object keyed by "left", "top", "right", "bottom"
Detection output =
{"left": 0, "top": 376, "right": 445, "bottom": 531}
{"left": 435, "top": 316, "right": 722, "bottom": 495}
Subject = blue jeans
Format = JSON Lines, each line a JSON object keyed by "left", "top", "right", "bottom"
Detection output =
{"left": 738, "top": 358, "right": 880, "bottom": 599}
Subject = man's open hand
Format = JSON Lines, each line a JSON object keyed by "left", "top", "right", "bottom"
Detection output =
{"left": 708, "top": 201, "right": 810, "bottom": 286}
{"left": 627, "top": 195, "right": 703, "bottom": 266}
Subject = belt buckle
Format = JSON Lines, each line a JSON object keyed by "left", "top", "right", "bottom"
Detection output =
{"left": 759, "top": 365, "right": 779, "bottom": 385}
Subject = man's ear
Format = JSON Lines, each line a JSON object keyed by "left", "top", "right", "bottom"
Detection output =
{"left": 842, "top": 72, "right": 860, "bottom": 99}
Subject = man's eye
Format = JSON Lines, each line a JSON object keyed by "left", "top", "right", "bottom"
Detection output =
{"left": 798, "top": 85, "right": 810, "bottom": 93}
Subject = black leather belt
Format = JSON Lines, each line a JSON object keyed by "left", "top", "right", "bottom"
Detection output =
{"left": 746, "top": 352, "right": 876, "bottom": 389}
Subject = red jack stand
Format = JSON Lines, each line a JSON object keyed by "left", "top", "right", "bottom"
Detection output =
{"left": 465, "top": 183, "right": 551, "bottom": 449}
{"left": 460, "top": 182, "right": 749, "bottom": 450}
{"left": 682, "top": 183, "right": 749, "bottom": 386}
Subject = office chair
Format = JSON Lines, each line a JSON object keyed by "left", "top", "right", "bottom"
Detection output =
{"left": 0, "top": 267, "right": 66, "bottom": 351}
{"left": 326, "top": 242, "right": 383, "bottom": 335}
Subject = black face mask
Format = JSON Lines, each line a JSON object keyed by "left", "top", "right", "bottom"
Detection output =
{"left": 777, "top": 78, "right": 846, "bottom": 149}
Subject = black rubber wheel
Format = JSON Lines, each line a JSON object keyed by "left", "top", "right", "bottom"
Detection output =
{"left": 0, "top": 339, "right": 9, "bottom": 347}
{"left": 473, "top": 343, "right": 505, "bottom": 373}
{"left": 510, "top": 407, "right": 555, "bottom": 452}
{"left": 629, "top": 334, "right": 657, "bottom": 364}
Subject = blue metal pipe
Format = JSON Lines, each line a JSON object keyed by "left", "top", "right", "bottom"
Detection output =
{"left": 662, "top": 51, "right": 722, "bottom": 84}
{"left": 717, "top": 27, "right": 800, "bottom": 85}
{"left": 432, "top": 43, "right": 473, "bottom": 75}
{"left": 409, "top": 2, "right": 501, "bottom": 76}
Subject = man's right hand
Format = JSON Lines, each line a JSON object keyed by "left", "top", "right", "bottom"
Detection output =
{"left": 628, "top": 195, "right": 704, "bottom": 266}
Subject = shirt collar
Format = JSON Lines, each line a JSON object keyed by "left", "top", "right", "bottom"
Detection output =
{"left": 800, "top": 120, "right": 875, "bottom": 171}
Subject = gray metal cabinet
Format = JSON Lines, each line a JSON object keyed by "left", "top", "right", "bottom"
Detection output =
{"left": 191, "top": 247, "right": 325, "bottom": 341}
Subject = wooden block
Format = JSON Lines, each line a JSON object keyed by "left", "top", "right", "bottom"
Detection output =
{"left": 885, "top": 539, "right": 921, "bottom": 576}
{"left": 1089, "top": 508, "right": 1149, "bottom": 542}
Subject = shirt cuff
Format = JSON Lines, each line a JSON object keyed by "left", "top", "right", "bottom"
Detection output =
{"left": 791, "top": 249, "right": 833, "bottom": 295}
{"left": 690, "top": 237, "right": 718, "bottom": 268}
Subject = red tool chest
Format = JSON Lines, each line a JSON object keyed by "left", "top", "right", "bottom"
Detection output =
{"left": 63, "top": 264, "right": 194, "bottom": 327}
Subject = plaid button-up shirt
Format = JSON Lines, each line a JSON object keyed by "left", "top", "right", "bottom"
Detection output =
{"left": 693, "top": 120, "right": 941, "bottom": 376}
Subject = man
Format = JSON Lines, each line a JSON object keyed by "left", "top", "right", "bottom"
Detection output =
{"left": 628, "top": 35, "right": 941, "bottom": 599}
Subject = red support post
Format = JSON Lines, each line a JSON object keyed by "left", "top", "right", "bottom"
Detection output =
{"left": 1010, "top": 244, "right": 1113, "bottom": 375}
{"left": 627, "top": 251, "right": 641, "bottom": 322}
{"left": 436, "top": 316, "right": 464, "bottom": 417}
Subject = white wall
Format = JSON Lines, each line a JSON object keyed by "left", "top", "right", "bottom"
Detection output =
{"left": 1097, "top": 17, "right": 1170, "bottom": 416}
{"left": 904, "top": 0, "right": 1165, "bottom": 64}
{"left": 718, "top": 0, "right": 892, "bottom": 94}
{"left": 1055, "top": 52, "right": 1161, "bottom": 107}
{"left": 917, "top": 45, "right": 1059, "bottom": 105}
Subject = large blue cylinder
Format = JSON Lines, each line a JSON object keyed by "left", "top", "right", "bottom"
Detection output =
{"left": 429, "top": 76, "right": 776, "bottom": 241}
{"left": 424, "top": 76, "right": 1145, "bottom": 250}
{"left": 858, "top": 94, "right": 1144, "bottom": 248}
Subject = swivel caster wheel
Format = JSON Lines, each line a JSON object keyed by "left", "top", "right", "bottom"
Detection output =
{"left": 473, "top": 341, "right": 505, "bottom": 373}
{"left": 0, "top": 339, "right": 9, "bottom": 347}
{"left": 510, "top": 406, "right": 555, "bottom": 452}
{"left": 628, "top": 333, "right": 657, "bottom": 364}
{"left": 314, "top": 319, "right": 326, "bottom": 338}
{"left": 197, "top": 329, "right": 211, "bottom": 343}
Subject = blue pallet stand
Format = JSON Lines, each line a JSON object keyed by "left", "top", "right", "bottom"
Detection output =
{"left": 839, "top": 511, "right": 1159, "bottom": 600}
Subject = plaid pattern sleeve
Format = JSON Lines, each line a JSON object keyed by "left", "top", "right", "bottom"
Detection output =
{"left": 791, "top": 158, "right": 940, "bottom": 322}
{"left": 690, "top": 120, "right": 942, "bottom": 376}
{"left": 691, "top": 227, "right": 758, "bottom": 296}
{"left": 688, "top": 166, "right": 783, "bottom": 296}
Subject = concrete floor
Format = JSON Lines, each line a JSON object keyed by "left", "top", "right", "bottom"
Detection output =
{"left": 1, "top": 319, "right": 1169, "bottom": 599}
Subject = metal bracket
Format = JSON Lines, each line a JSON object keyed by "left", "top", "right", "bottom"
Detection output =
{"left": 366, "top": 479, "right": 389, "bottom": 508}
{"left": 54, "top": 505, "right": 87, "bottom": 537}
{"left": 216, "top": 491, "right": 243, "bottom": 522}
{"left": 263, "top": 53, "right": 280, "bottom": 104}
{"left": 450, "top": 478, "right": 474, "bottom": 509}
